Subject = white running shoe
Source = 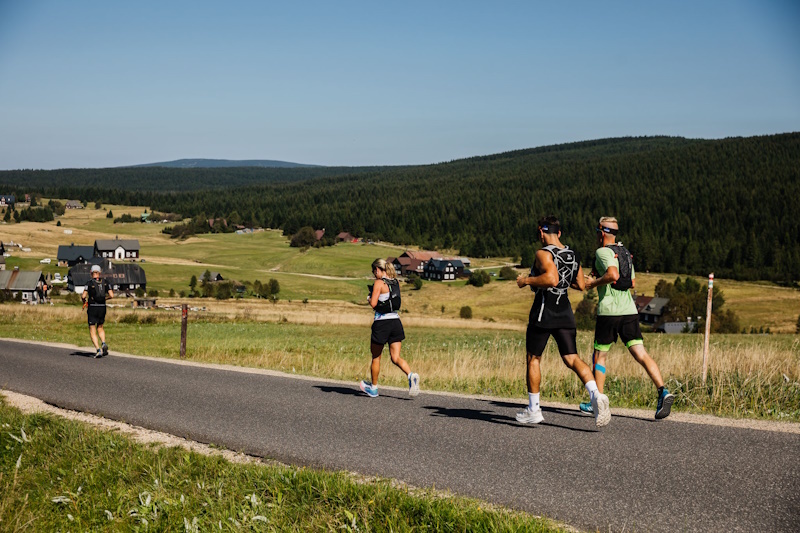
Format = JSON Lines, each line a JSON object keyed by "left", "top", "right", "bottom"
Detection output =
{"left": 592, "top": 393, "right": 611, "bottom": 427}
{"left": 515, "top": 407, "right": 544, "bottom": 424}
{"left": 408, "top": 372, "right": 420, "bottom": 397}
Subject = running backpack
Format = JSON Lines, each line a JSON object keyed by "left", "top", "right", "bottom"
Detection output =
{"left": 374, "top": 277, "right": 401, "bottom": 314}
{"left": 87, "top": 278, "right": 107, "bottom": 304}
{"left": 606, "top": 244, "right": 633, "bottom": 290}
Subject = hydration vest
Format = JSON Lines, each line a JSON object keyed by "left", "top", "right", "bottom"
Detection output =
{"left": 605, "top": 243, "right": 633, "bottom": 291}
{"left": 373, "top": 277, "right": 401, "bottom": 314}
{"left": 532, "top": 245, "right": 580, "bottom": 323}
{"left": 87, "top": 278, "right": 108, "bottom": 305}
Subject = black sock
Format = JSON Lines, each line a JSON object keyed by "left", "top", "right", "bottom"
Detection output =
{"left": 657, "top": 386, "right": 665, "bottom": 396}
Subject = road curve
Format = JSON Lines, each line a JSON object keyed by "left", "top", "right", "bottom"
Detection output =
{"left": 1, "top": 339, "right": 798, "bottom": 532}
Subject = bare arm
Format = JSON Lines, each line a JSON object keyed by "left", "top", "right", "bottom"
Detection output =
{"left": 586, "top": 265, "right": 619, "bottom": 291}
{"left": 369, "top": 279, "right": 386, "bottom": 309}
{"left": 516, "top": 250, "right": 558, "bottom": 289}
{"left": 571, "top": 265, "right": 586, "bottom": 291}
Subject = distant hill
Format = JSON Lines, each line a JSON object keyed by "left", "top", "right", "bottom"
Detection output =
{"left": 130, "top": 158, "right": 320, "bottom": 169}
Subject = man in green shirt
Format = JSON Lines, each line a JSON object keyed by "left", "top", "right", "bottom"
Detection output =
{"left": 581, "top": 216, "right": 674, "bottom": 420}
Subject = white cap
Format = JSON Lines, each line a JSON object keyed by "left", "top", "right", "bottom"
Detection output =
{"left": 91, "top": 265, "right": 101, "bottom": 273}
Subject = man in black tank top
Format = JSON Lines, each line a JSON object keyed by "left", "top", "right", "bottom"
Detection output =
{"left": 515, "top": 215, "right": 611, "bottom": 427}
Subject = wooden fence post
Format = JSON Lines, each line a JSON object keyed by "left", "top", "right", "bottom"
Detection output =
{"left": 702, "top": 273, "right": 713, "bottom": 385}
{"left": 180, "top": 303, "right": 188, "bottom": 359}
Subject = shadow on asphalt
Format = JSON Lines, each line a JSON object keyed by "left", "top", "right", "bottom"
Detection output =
{"left": 487, "top": 399, "right": 648, "bottom": 422}
{"left": 424, "top": 403, "right": 599, "bottom": 433}
{"left": 69, "top": 351, "right": 97, "bottom": 358}
{"left": 314, "top": 385, "right": 412, "bottom": 401}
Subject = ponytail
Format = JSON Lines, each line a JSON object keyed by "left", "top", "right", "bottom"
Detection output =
{"left": 371, "top": 258, "right": 396, "bottom": 279}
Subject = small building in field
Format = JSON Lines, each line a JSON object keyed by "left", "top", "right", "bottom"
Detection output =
{"left": 57, "top": 244, "right": 95, "bottom": 267}
{"left": 336, "top": 232, "right": 357, "bottom": 243}
{"left": 389, "top": 256, "right": 424, "bottom": 277}
{"left": 206, "top": 272, "right": 224, "bottom": 282}
{"left": 423, "top": 259, "right": 457, "bottom": 281}
{"left": 0, "top": 269, "right": 47, "bottom": 303}
{"left": 0, "top": 195, "right": 16, "bottom": 207}
{"left": 314, "top": 228, "right": 326, "bottom": 241}
{"left": 65, "top": 200, "right": 83, "bottom": 209}
{"left": 637, "top": 296, "right": 669, "bottom": 325}
{"left": 94, "top": 238, "right": 140, "bottom": 261}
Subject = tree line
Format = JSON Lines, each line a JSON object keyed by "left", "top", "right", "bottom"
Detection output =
{"left": 2, "top": 134, "right": 798, "bottom": 283}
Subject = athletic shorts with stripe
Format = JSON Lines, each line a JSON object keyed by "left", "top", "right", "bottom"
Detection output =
{"left": 526, "top": 324, "right": 578, "bottom": 356}
{"left": 594, "top": 314, "right": 643, "bottom": 351}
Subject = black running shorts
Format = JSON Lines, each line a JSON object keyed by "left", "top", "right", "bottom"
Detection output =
{"left": 371, "top": 319, "right": 405, "bottom": 345}
{"left": 594, "top": 314, "right": 643, "bottom": 347}
{"left": 87, "top": 305, "right": 106, "bottom": 326}
{"left": 525, "top": 324, "right": 578, "bottom": 357}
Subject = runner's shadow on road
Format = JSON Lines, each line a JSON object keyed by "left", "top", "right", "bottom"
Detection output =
{"left": 423, "top": 405, "right": 595, "bottom": 433}
{"left": 314, "top": 385, "right": 412, "bottom": 401}
{"left": 423, "top": 405, "right": 518, "bottom": 427}
{"left": 70, "top": 351, "right": 96, "bottom": 358}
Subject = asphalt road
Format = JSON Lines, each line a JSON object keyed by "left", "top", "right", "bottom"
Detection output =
{"left": 1, "top": 339, "right": 798, "bottom": 532}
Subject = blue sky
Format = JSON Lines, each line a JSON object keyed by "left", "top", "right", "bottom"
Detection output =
{"left": 0, "top": 1, "right": 798, "bottom": 169}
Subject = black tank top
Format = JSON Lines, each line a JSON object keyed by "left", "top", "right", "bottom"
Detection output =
{"left": 529, "top": 245, "right": 579, "bottom": 329}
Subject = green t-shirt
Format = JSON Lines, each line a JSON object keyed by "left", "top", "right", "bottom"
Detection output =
{"left": 594, "top": 246, "right": 637, "bottom": 316}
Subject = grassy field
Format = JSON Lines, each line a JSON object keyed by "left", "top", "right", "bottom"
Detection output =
{"left": 0, "top": 399, "right": 561, "bottom": 532}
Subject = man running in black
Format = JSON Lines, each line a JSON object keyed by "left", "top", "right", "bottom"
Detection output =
{"left": 515, "top": 215, "right": 611, "bottom": 427}
{"left": 82, "top": 264, "right": 113, "bottom": 358}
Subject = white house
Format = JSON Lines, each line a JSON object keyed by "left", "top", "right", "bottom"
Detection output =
{"left": 94, "top": 238, "right": 140, "bottom": 260}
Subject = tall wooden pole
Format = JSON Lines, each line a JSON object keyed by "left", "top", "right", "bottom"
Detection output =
{"left": 702, "top": 273, "right": 713, "bottom": 385}
{"left": 180, "top": 303, "right": 188, "bottom": 359}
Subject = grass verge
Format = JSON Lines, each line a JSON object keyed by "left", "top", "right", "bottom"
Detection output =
{"left": 0, "top": 399, "right": 561, "bottom": 532}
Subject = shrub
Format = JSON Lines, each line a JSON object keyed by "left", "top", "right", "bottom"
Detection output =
{"left": 147, "top": 289, "right": 159, "bottom": 297}
{"left": 139, "top": 314, "right": 157, "bottom": 325}
{"left": 499, "top": 266, "right": 517, "bottom": 280}
{"left": 460, "top": 306, "right": 473, "bottom": 319}
{"left": 65, "top": 292, "right": 82, "bottom": 305}
{"left": 119, "top": 313, "right": 139, "bottom": 324}
{"left": 468, "top": 270, "right": 491, "bottom": 287}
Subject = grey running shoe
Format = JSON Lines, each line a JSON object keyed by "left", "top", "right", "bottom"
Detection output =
{"left": 655, "top": 389, "right": 675, "bottom": 419}
{"left": 101, "top": 342, "right": 109, "bottom": 357}
{"left": 515, "top": 407, "right": 544, "bottom": 424}
{"left": 408, "top": 372, "right": 420, "bottom": 397}
{"left": 592, "top": 393, "right": 611, "bottom": 427}
{"left": 94, "top": 349, "right": 102, "bottom": 359}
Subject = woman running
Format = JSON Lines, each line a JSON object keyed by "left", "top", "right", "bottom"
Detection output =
{"left": 359, "top": 258, "right": 420, "bottom": 398}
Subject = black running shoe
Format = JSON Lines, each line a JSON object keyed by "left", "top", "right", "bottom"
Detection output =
{"left": 102, "top": 343, "right": 109, "bottom": 357}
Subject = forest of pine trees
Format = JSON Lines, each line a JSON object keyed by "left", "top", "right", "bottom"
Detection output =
{"left": 2, "top": 134, "right": 798, "bottom": 283}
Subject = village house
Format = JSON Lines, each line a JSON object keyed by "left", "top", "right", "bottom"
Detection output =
{"left": 389, "top": 256, "right": 424, "bottom": 277}
{"left": 336, "top": 231, "right": 357, "bottom": 243}
{"left": 205, "top": 272, "right": 225, "bottom": 282}
{"left": 0, "top": 268, "right": 47, "bottom": 303}
{"left": 423, "top": 259, "right": 457, "bottom": 281}
{"left": 65, "top": 200, "right": 83, "bottom": 209}
{"left": 636, "top": 296, "right": 670, "bottom": 325}
{"left": 315, "top": 228, "right": 326, "bottom": 241}
{"left": 94, "top": 238, "right": 140, "bottom": 261}
{"left": 68, "top": 260, "right": 147, "bottom": 295}
{"left": 0, "top": 195, "right": 15, "bottom": 207}
{"left": 57, "top": 243, "right": 95, "bottom": 267}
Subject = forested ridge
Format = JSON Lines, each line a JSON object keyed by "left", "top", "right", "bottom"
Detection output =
{"left": 2, "top": 134, "right": 798, "bottom": 282}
